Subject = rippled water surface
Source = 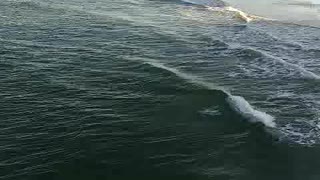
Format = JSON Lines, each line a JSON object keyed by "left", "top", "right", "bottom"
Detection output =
{"left": 1, "top": 0, "right": 320, "bottom": 179}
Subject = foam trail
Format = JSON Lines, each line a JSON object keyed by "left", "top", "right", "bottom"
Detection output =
{"left": 229, "top": 43, "right": 320, "bottom": 80}
{"left": 254, "top": 48, "right": 320, "bottom": 80}
{"left": 145, "top": 61, "right": 276, "bottom": 128}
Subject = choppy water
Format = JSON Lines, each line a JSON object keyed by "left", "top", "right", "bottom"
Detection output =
{"left": 1, "top": 0, "right": 320, "bottom": 179}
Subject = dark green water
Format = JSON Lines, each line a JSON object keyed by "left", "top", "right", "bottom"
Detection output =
{"left": 1, "top": 0, "right": 320, "bottom": 179}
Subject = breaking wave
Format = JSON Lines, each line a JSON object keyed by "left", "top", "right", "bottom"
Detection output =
{"left": 143, "top": 60, "right": 276, "bottom": 128}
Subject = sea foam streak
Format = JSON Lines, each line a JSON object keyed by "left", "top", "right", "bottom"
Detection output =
{"left": 250, "top": 47, "right": 320, "bottom": 80}
{"left": 144, "top": 61, "right": 276, "bottom": 128}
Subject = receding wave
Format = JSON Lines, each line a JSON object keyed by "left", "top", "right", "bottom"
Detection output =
{"left": 141, "top": 60, "right": 276, "bottom": 128}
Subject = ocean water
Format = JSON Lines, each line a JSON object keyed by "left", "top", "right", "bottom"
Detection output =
{"left": 1, "top": 0, "right": 320, "bottom": 179}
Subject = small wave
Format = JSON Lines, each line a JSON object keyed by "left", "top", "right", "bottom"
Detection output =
{"left": 234, "top": 46, "right": 320, "bottom": 80}
{"left": 142, "top": 60, "right": 276, "bottom": 128}
{"left": 259, "top": 50, "right": 320, "bottom": 80}
{"left": 145, "top": 61, "right": 221, "bottom": 90}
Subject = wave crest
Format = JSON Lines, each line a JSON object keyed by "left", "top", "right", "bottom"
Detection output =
{"left": 227, "top": 95, "right": 276, "bottom": 127}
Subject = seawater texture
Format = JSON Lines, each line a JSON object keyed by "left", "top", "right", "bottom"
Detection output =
{"left": 1, "top": 0, "right": 320, "bottom": 179}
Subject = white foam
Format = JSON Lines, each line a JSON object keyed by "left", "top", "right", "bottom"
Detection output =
{"left": 144, "top": 61, "right": 276, "bottom": 128}
{"left": 224, "top": 6, "right": 253, "bottom": 22}
{"left": 227, "top": 95, "right": 276, "bottom": 127}
{"left": 280, "top": 123, "right": 319, "bottom": 145}
{"left": 205, "top": 6, "right": 254, "bottom": 23}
